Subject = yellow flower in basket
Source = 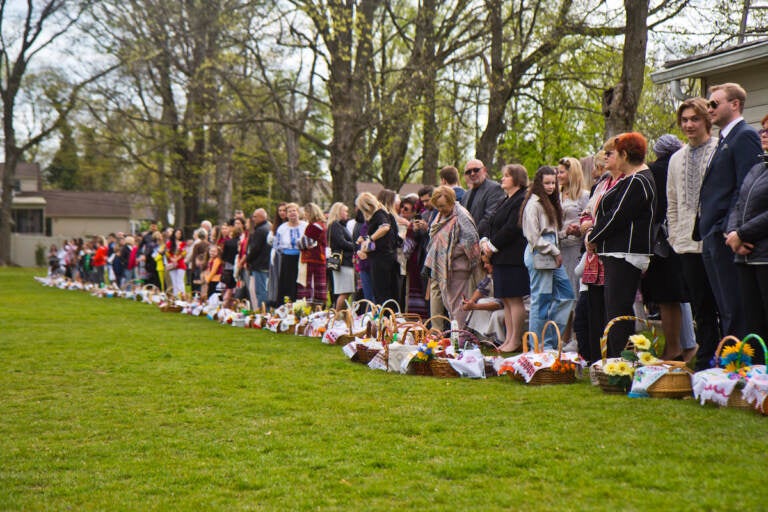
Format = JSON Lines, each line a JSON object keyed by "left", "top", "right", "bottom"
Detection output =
{"left": 629, "top": 334, "right": 651, "bottom": 351}
{"left": 616, "top": 361, "right": 634, "bottom": 376}
{"left": 604, "top": 361, "right": 620, "bottom": 375}
{"left": 638, "top": 351, "right": 661, "bottom": 366}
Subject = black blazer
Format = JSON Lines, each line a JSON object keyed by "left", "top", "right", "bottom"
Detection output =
{"left": 588, "top": 169, "right": 656, "bottom": 255}
{"left": 699, "top": 120, "right": 762, "bottom": 239}
{"left": 487, "top": 187, "right": 527, "bottom": 266}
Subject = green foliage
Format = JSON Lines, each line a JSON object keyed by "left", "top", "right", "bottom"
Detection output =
{"left": 45, "top": 119, "right": 80, "bottom": 190}
{"left": 2, "top": 268, "right": 768, "bottom": 511}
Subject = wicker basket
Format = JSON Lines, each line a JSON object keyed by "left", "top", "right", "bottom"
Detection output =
{"left": 408, "top": 360, "right": 432, "bottom": 376}
{"left": 646, "top": 362, "right": 693, "bottom": 398}
{"left": 160, "top": 302, "right": 183, "bottom": 313}
{"left": 334, "top": 309, "right": 356, "bottom": 345}
{"left": 429, "top": 358, "right": 459, "bottom": 378}
{"left": 594, "top": 315, "right": 654, "bottom": 394}
{"left": 706, "top": 334, "right": 768, "bottom": 408}
{"left": 484, "top": 359, "right": 498, "bottom": 377}
{"left": 514, "top": 322, "right": 576, "bottom": 385}
{"left": 352, "top": 344, "right": 381, "bottom": 365}
{"left": 596, "top": 370, "right": 630, "bottom": 394}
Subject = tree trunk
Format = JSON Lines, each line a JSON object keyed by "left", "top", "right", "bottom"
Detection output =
{"left": 603, "top": 0, "right": 649, "bottom": 138}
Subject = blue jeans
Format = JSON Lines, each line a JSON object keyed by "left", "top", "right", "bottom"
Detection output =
{"left": 524, "top": 244, "right": 575, "bottom": 349}
{"left": 251, "top": 270, "right": 269, "bottom": 309}
{"left": 359, "top": 269, "right": 375, "bottom": 303}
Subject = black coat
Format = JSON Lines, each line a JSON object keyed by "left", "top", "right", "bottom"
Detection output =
{"left": 588, "top": 168, "right": 656, "bottom": 255}
{"left": 328, "top": 220, "right": 355, "bottom": 267}
{"left": 727, "top": 159, "right": 768, "bottom": 264}
{"left": 246, "top": 221, "right": 271, "bottom": 271}
{"left": 487, "top": 187, "right": 527, "bottom": 266}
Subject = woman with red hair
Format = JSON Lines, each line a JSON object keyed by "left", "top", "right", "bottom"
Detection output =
{"left": 586, "top": 132, "right": 656, "bottom": 358}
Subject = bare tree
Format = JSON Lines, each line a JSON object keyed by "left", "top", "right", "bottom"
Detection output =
{"left": 0, "top": 0, "right": 115, "bottom": 265}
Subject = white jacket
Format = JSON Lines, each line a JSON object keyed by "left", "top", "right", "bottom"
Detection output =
{"left": 667, "top": 138, "right": 718, "bottom": 254}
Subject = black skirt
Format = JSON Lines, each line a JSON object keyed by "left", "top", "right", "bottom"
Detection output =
{"left": 641, "top": 252, "right": 688, "bottom": 303}
{"left": 493, "top": 263, "right": 530, "bottom": 298}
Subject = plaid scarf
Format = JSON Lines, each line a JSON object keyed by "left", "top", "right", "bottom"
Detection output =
{"left": 424, "top": 204, "right": 481, "bottom": 283}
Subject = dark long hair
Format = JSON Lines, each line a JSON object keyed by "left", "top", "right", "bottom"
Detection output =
{"left": 272, "top": 202, "right": 287, "bottom": 234}
{"left": 520, "top": 166, "right": 563, "bottom": 229}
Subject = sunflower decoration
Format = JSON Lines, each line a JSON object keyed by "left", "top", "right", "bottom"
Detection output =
{"left": 719, "top": 341, "right": 755, "bottom": 375}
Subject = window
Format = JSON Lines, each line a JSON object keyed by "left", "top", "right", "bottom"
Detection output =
{"left": 11, "top": 208, "right": 44, "bottom": 234}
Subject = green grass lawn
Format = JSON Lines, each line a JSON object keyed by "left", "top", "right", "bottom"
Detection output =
{"left": 1, "top": 268, "right": 766, "bottom": 511}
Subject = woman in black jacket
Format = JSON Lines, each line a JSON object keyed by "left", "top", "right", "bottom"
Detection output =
{"left": 479, "top": 164, "right": 530, "bottom": 352}
{"left": 587, "top": 132, "right": 656, "bottom": 358}
{"left": 327, "top": 202, "right": 356, "bottom": 310}
{"left": 726, "top": 151, "right": 768, "bottom": 359}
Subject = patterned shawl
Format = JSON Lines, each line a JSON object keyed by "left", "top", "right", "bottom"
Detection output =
{"left": 424, "top": 203, "right": 481, "bottom": 284}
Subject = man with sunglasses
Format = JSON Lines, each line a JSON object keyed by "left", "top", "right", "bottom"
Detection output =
{"left": 460, "top": 159, "right": 504, "bottom": 238}
{"left": 697, "top": 82, "right": 762, "bottom": 339}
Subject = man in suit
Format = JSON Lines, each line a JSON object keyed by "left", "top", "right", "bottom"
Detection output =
{"left": 460, "top": 158, "right": 504, "bottom": 238}
{"left": 698, "top": 82, "right": 762, "bottom": 338}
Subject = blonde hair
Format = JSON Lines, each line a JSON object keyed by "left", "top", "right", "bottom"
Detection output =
{"left": 327, "top": 202, "right": 347, "bottom": 226}
{"left": 304, "top": 202, "right": 326, "bottom": 224}
{"left": 355, "top": 192, "right": 381, "bottom": 221}
{"left": 558, "top": 157, "right": 587, "bottom": 200}
{"left": 430, "top": 185, "right": 457, "bottom": 209}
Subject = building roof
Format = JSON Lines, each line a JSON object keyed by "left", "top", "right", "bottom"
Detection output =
{"left": 0, "top": 162, "right": 42, "bottom": 187}
{"left": 652, "top": 38, "right": 768, "bottom": 84}
{"left": 16, "top": 190, "right": 132, "bottom": 218}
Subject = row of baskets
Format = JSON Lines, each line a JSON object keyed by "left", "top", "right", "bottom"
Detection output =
{"left": 34, "top": 276, "right": 768, "bottom": 414}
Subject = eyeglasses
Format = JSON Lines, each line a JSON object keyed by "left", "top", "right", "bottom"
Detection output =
{"left": 760, "top": 128, "right": 768, "bottom": 136}
{"left": 464, "top": 167, "right": 482, "bottom": 175}
{"left": 558, "top": 158, "right": 571, "bottom": 168}
{"left": 707, "top": 100, "right": 719, "bottom": 110}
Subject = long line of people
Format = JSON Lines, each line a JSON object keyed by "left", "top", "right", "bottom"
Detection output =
{"left": 47, "top": 82, "right": 768, "bottom": 370}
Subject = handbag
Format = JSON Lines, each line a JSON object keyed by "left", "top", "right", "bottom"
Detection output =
{"left": 582, "top": 252, "right": 604, "bottom": 285}
{"left": 327, "top": 252, "right": 342, "bottom": 271}
{"left": 652, "top": 221, "right": 672, "bottom": 258}
{"left": 533, "top": 252, "right": 557, "bottom": 270}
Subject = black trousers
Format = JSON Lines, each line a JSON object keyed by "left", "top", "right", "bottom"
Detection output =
{"left": 737, "top": 263, "right": 768, "bottom": 365}
{"left": 679, "top": 253, "right": 721, "bottom": 371}
{"left": 602, "top": 256, "right": 642, "bottom": 358}
{"left": 368, "top": 253, "right": 401, "bottom": 307}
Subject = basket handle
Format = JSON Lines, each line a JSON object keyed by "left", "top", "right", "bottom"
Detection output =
{"left": 440, "top": 329, "right": 496, "bottom": 351}
{"left": 541, "top": 320, "right": 563, "bottom": 357}
{"left": 714, "top": 335, "right": 742, "bottom": 362}
{"left": 424, "top": 314, "right": 452, "bottom": 331}
{"left": 401, "top": 322, "right": 428, "bottom": 344}
{"left": 743, "top": 334, "right": 768, "bottom": 363}
{"left": 335, "top": 308, "right": 353, "bottom": 330}
{"left": 352, "top": 299, "right": 379, "bottom": 316}
{"left": 522, "top": 331, "right": 539, "bottom": 353}
{"left": 322, "top": 309, "right": 338, "bottom": 330}
{"left": 600, "top": 315, "right": 652, "bottom": 364}
{"left": 379, "top": 299, "right": 401, "bottom": 313}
